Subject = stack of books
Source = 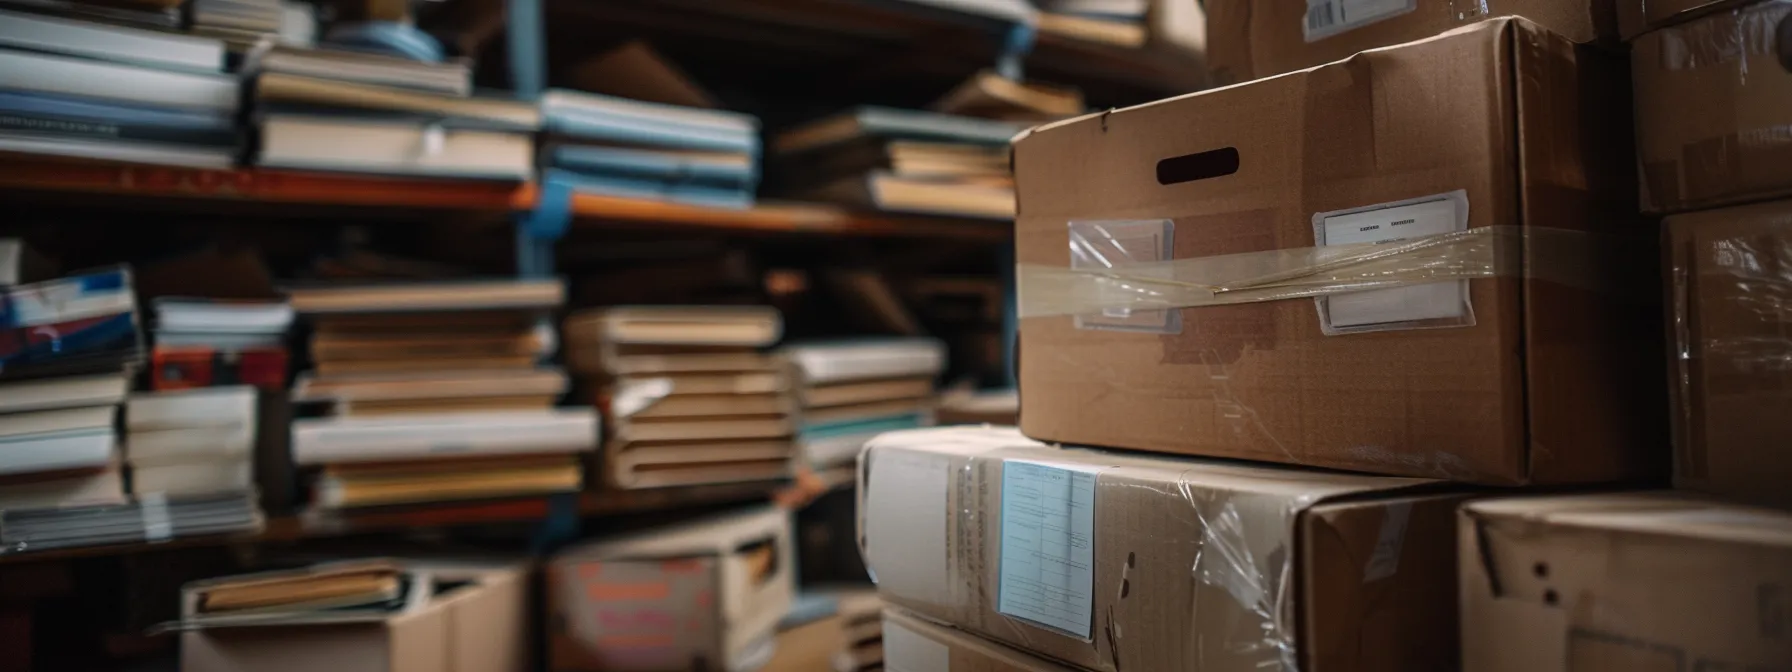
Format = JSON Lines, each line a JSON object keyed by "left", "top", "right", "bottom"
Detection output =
{"left": 124, "top": 386, "right": 257, "bottom": 497}
{"left": 782, "top": 339, "right": 944, "bottom": 469}
{"left": 189, "top": 0, "right": 281, "bottom": 47}
{"left": 0, "top": 0, "right": 183, "bottom": 30}
{"left": 770, "top": 107, "right": 1026, "bottom": 219}
{"left": 150, "top": 298, "right": 293, "bottom": 391}
{"left": 247, "top": 43, "right": 537, "bottom": 180}
{"left": 287, "top": 278, "right": 597, "bottom": 511}
{"left": 565, "top": 306, "right": 796, "bottom": 489}
{"left": 541, "top": 89, "right": 761, "bottom": 209}
{"left": 0, "top": 8, "right": 239, "bottom": 168}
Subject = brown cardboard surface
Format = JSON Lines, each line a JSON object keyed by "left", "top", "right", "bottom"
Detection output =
{"left": 1633, "top": 0, "right": 1792, "bottom": 214}
{"left": 546, "top": 506, "right": 794, "bottom": 672}
{"left": 1459, "top": 492, "right": 1792, "bottom": 672}
{"left": 180, "top": 561, "right": 529, "bottom": 672}
{"left": 1665, "top": 200, "right": 1792, "bottom": 509}
{"left": 1205, "top": 0, "right": 1613, "bottom": 82}
{"left": 882, "top": 608, "right": 1077, "bottom": 672}
{"left": 1015, "top": 18, "right": 1659, "bottom": 486}
{"left": 858, "top": 426, "right": 1465, "bottom": 672}
{"left": 1617, "top": 0, "right": 1757, "bottom": 39}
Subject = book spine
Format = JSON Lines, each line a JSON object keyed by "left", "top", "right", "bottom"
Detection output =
{"left": 0, "top": 111, "right": 237, "bottom": 147}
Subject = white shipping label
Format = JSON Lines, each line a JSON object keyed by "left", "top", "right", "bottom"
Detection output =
{"left": 884, "top": 620, "right": 951, "bottom": 672}
{"left": 1318, "top": 197, "right": 1468, "bottom": 330}
{"left": 1304, "top": 0, "right": 1418, "bottom": 42}
{"left": 997, "top": 460, "right": 1100, "bottom": 639}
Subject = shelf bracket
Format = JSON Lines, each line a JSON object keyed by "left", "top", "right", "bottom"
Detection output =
{"left": 529, "top": 493, "right": 581, "bottom": 555}
{"left": 506, "top": 0, "right": 545, "bottom": 98}
{"left": 996, "top": 21, "right": 1035, "bottom": 82}
{"left": 514, "top": 174, "right": 572, "bottom": 277}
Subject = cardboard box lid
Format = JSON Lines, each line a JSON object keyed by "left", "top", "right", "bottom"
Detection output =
{"left": 882, "top": 608, "right": 1077, "bottom": 672}
{"left": 1461, "top": 492, "right": 1792, "bottom": 672}
{"left": 860, "top": 426, "right": 1443, "bottom": 671}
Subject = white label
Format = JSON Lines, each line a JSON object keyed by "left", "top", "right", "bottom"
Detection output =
{"left": 997, "top": 460, "right": 1100, "bottom": 638}
{"left": 865, "top": 450, "right": 953, "bottom": 605}
{"left": 1317, "top": 196, "right": 1468, "bottom": 330}
{"left": 884, "top": 620, "right": 950, "bottom": 672}
{"left": 140, "top": 492, "right": 173, "bottom": 543}
{"left": 1363, "top": 502, "right": 1414, "bottom": 582}
{"left": 1304, "top": 0, "right": 1418, "bottom": 42}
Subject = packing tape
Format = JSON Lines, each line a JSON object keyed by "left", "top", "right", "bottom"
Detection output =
{"left": 140, "top": 492, "right": 173, "bottom": 543}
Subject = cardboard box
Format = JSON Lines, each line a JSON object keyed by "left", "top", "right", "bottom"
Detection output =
{"left": 882, "top": 608, "right": 1076, "bottom": 672}
{"left": 1014, "top": 18, "right": 1661, "bottom": 486}
{"left": 546, "top": 506, "right": 794, "bottom": 672}
{"left": 858, "top": 427, "right": 1466, "bottom": 672}
{"left": 1205, "top": 0, "right": 1614, "bottom": 83}
{"left": 1460, "top": 492, "right": 1792, "bottom": 672}
{"left": 180, "top": 561, "right": 530, "bottom": 672}
{"left": 1666, "top": 200, "right": 1792, "bottom": 509}
{"left": 1633, "top": 0, "right": 1792, "bottom": 214}
{"left": 1617, "top": 0, "right": 1757, "bottom": 39}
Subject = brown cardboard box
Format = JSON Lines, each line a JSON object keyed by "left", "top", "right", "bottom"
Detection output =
{"left": 180, "top": 561, "right": 530, "bottom": 672}
{"left": 1666, "top": 200, "right": 1792, "bottom": 509}
{"left": 1014, "top": 18, "right": 1660, "bottom": 486}
{"left": 546, "top": 506, "right": 794, "bottom": 672}
{"left": 1633, "top": 0, "right": 1792, "bottom": 214}
{"left": 1460, "top": 492, "right": 1792, "bottom": 672}
{"left": 1617, "top": 0, "right": 1757, "bottom": 39}
{"left": 882, "top": 608, "right": 1076, "bottom": 672}
{"left": 859, "top": 427, "right": 1466, "bottom": 672}
{"left": 1205, "top": 0, "right": 1614, "bottom": 83}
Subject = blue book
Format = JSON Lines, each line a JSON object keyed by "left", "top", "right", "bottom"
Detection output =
{"left": 542, "top": 89, "right": 758, "bottom": 137}
{"left": 799, "top": 413, "right": 927, "bottom": 440}
{"left": 0, "top": 89, "right": 236, "bottom": 147}
{"left": 549, "top": 145, "right": 758, "bottom": 188}
{"left": 547, "top": 169, "right": 755, "bottom": 210}
{"left": 0, "top": 267, "right": 142, "bottom": 379}
{"left": 544, "top": 112, "right": 758, "bottom": 155}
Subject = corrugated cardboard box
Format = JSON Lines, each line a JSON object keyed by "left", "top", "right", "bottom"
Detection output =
{"left": 180, "top": 561, "right": 530, "bottom": 672}
{"left": 546, "top": 506, "right": 794, "bottom": 672}
{"left": 1205, "top": 0, "right": 1614, "bottom": 83}
{"left": 882, "top": 608, "right": 1075, "bottom": 672}
{"left": 858, "top": 427, "right": 1466, "bottom": 672}
{"left": 1014, "top": 18, "right": 1660, "bottom": 485}
{"left": 1617, "top": 0, "right": 1757, "bottom": 39}
{"left": 1633, "top": 0, "right": 1792, "bottom": 214}
{"left": 1665, "top": 200, "right": 1792, "bottom": 509}
{"left": 1459, "top": 492, "right": 1792, "bottom": 672}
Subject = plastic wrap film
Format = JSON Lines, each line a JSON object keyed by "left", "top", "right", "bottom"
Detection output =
{"left": 857, "top": 426, "right": 1459, "bottom": 672}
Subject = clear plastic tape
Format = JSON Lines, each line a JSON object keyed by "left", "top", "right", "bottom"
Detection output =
{"left": 1022, "top": 225, "right": 1628, "bottom": 320}
{"left": 1658, "top": 0, "right": 1790, "bottom": 70}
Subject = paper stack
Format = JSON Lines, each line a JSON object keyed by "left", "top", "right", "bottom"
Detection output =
{"left": 246, "top": 42, "right": 536, "bottom": 180}
{"left": 783, "top": 339, "right": 943, "bottom": 469}
{"left": 150, "top": 298, "right": 293, "bottom": 392}
{"left": 0, "top": 8, "right": 239, "bottom": 167}
{"left": 770, "top": 107, "right": 1027, "bottom": 219}
{"left": 125, "top": 386, "right": 257, "bottom": 497}
{"left": 189, "top": 0, "right": 283, "bottom": 47}
{"left": 287, "top": 278, "right": 596, "bottom": 511}
{"left": 541, "top": 89, "right": 762, "bottom": 209}
{"left": 564, "top": 306, "right": 795, "bottom": 489}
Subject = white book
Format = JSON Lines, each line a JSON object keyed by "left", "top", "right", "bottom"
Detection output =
{"left": 0, "top": 374, "right": 130, "bottom": 414}
{"left": 0, "top": 463, "right": 127, "bottom": 511}
{"left": 0, "top": 49, "right": 238, "bottom": 112}
{"left": 0, "top": 134, "right": 236, "bottom": 170}
{"left": 0, "top": 430, "right": 116, "bottom": 476}
{"left": 127, "top": 387, "right": 257, "bottom": 430}
{"left": 292, "top": 408, "right": 598, "bottom": 465}
{"left": 154, "top": 298, "right": 293, "bottom": 334}
{"left": 131, "top": 459, "right": 252, "bottom": 496}
{"left": 259, "top": 115, "right": 532, "bottom": 181}
{"left": 0, "top": 406, "right": 117, "bottom": 439}
{"left": 541, "top": 89, "right": 758, "bottom": 135}
{"left": 784, "top": 339, "right": 947, "bottom": 385}
{"left": 127, "top": 426, "right": 254, "bottom": 466}
{"left": 0, "top": 8, "right": 225, "bottom": 72}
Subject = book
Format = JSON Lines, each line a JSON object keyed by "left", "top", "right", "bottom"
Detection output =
{"left": 785, "top": 340, "right": 946, "bottom": 385}
{"left": 0, "top": 132, "right": 235, "bottom": 168}
{"left": 799, "top": 377, "right": 935, "bottom": 408}
{"left": 772, "top": 107, "right": 1027, "bottom": 156}
{"left": 154, "top": 298, "right": 293, "bottom": 334}
{"left": 0, "top": 429, "right": 116, "bottom": 476}
{"left": 613, "top": 371, "right": 788, "bottom": 396}
{"left": 603, "top": 440, "right": 792, "bottom": 489}
{"left": 0, "top": 7, "right": 225, "bottom": 72}
{"left": 291, "top": 408, "right": 598, "bottom": 465}
{"left": 0, "top": 492, "right": 261, "bottom": 552}
{"left": 541, "top": 88, "right": 757, "bottom": 139}
{"left": 625, "top": 393, "right": 791, "bottom": 420}
{"left": 547, "top": 170, "right": 755, "bottom": 210}
{"left": 0, "top": 0, "right": 181, "bottom": 30}
{"left": 931, "top": 70, "right": 1084, "bottom": 121}
{"left": 0, "top": 406, "right": 115, "bottom": 439}
{"left": 313, "top": 354, "right": 537, "bottom": 376}
{"left": 315, "top": 454, "right": 581, "bottom": 508}
{"left": 291, "top": 368, "right": 568, "bottom": 402}
{"left": 594, "top": 351, "right": 776, "bottom": 377}
{"left": 131, "top": 459, "right": 252, "bottom": 495}
{"left": 0, "top": 90, "right": 237, "bottom": 147}
{"left": 805, "top": 171, "right": 1014, "bottom": 219}
{"left": 196, "top": 562, "right": 404, "bottom": 613}
{"left": 310, "top": 330, "right": 547, "bottom": 362}
{"left": 802, "top": 399, "right": 930, "bottom": 426}
{"left": 1038, "top": 0, "right": 1147, "bottom": 18}
{"left": 1037, "top": 11, "right": 1147, "bottom": 47}
{"left": 337, "top": 394, "right": 557, "bottom": 416}
{"left": 612, "top": 415, "right": 794, "bottom": 443}
{"left": 285, "top": 278, "right": 564, "bottom": 314}
{"left": 0, "top": 49, "right": 238, "bottom": 112}
{"left": 0, "top": 373, "right": 130, "bottom": 413}
{"left": 565, "top": 306, "right": 781, "bottom": 347}
{"left": 246, "top": 45, "right": 471, "bottom": 96}
{"left": 126, "top": 387, "right": 256, "bottom": 464}
{"left": 256, "top": 72, "right": 540, "bottom": 130}
{"left": 0, "top": 268, "right": 142, "bottom": 379}
{"left": 548, "top": 144, "right": 756, "bottom": 186}
{"left": 0, "top": 464, "right": 127, "bottom": 510}
{"left": 258, "top": 115, "right": 532, "bottom": 181}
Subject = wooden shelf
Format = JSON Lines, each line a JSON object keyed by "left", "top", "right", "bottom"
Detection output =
{"left": 565, "top": 192, "right": 1012, "bottom": 241}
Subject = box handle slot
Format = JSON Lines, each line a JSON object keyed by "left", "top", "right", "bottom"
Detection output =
{"left": 1156, "top": 147, "right": 1240, "bottom": 185}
